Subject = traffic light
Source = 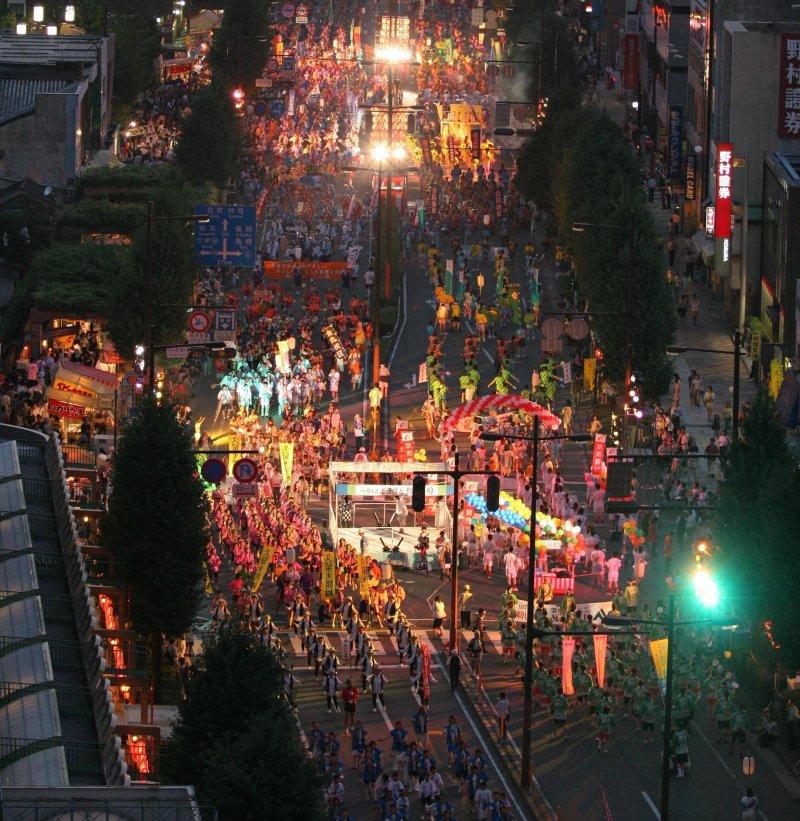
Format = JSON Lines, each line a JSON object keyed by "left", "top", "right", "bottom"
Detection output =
{"left": 693, "top": 569, "right": 720, "bottom": 608}
{"left": 411, "top": 475, "right": 426, "bottom": 512}
{"left": 486, "top": 474, "right": 500, "bottom": 512}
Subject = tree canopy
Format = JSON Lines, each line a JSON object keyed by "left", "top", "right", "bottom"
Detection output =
{"left": 175, "top": 83, "right": 242, "bottom": 190}
{"left": 716, "top": 390, "right": 800, "bottom": 667}
{"left": 160, "top": 629, "right": 325, "bottom": 820}
{"left": 101, "top": 398, "right": 208, "bottom": 637}
{"left": 208, "top": 0, "right": 271, "bottom": 90}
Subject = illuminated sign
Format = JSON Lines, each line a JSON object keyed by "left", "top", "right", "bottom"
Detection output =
{"left": 53, "top": 379, "right": 96, "bottom": 399}
{"left": 705, "top": 205, "right": 715, "bottom": 238}
{"left": 715, "top": 143, "right": 733, "bottom": 269}
{"left": 778, "top": 33, "right": 800, "bottom": 138}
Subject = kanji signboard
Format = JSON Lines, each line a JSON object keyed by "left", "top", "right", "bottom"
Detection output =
{"left": 779, "top": 33, "right": 800, "bottom": 138}
{"left": 194, "top": 205, "right": 256, "bottom": 267}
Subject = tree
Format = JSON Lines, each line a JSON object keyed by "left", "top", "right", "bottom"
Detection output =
{"left": 208, "top": 0, "right": 271, "bottom": 90}
{"left": 160, "top": 630, "right": 325, "bottom": 820}
{"left": 109, "top": 11, "right": 161, "bottom": 121}
{"left": 716, "top": 390, "right": 800, "bottom": 667}
{"left": 175, "top": 83, "right": 241, "bottom": 190}
{"left": 101, "top": 398, "right": 207, "bottom": 641}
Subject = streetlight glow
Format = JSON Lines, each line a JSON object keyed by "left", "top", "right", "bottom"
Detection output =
{"left": 391, "top": 144, "right": 406, "bottom": 161}
{"left": 46, "top": 25, "right": 58, "bottom": 36}
{"left": 693, "top": 569, "right": 720, "bottom": 607}
{"left": 375, "top": 45, "right": 412, "bottom": 63}
{"left": 64, "top": 4, "right": 76, "bottom": 22}
{"left": 371, "top": 143, "right": 389, "bottom": 163}
{"left": 15, "top": 23, "right": 27, "bottom": 35}
{"left": 32, "top": 5, "right": 44, "bottom": 22}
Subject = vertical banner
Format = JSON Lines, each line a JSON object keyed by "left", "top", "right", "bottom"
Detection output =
{"left": 321, "top": 550, "right": 337, "bottom": 600}
{"left": 714, "top": 142, "right": 733, "bottom": 276}
{"left": 561, "top": 637, "right": 575, "bottom": 695}
{"left": 667, "top": 106, "right": 683, "bottom": 179}
{"left": 470, "top": 125, "right": 481, "bottom": 160}
{"left": 446, "top": 134, "right": 456, "bottom": 163}
{"left": 649, "top": 638, "right": 668, "bottom": 682}
{"left": 279, "top": 441, "right": 295, "bottom": 485}
{"left": 684, "top": 152, "right": 697, "bottom": 200}
{"left": 421, "top": 643, "right": 431, "bottom": 702}
{"left": 593, "top": 634, "right": 608, "bottom": 687}
{"left": 421, "top": 136, "right": 433, "bottom": 165}
{"left": 495, "top": 188, "right": 503, "bottom": 218}
{"left": 357, "top": 555, "right": 372, "bottom": 599}
{"left": 591, "top": 434, "right": 607, "bottom": 476}
{"left": 228, "top": 432, "right": 241, "bottom": 473}
{"left": 583, "top": 357, "right": 596, "bottom": 392}
{"left": 770, "top": 359, "right": 784, "bottom": 398}
{"left": 252, "top": 542, "right": 276, "bottom": 592}
{"left": 430, "top": 185, "right": 439, "bottom": 214}
{"left": 778, "top": 33, "right": 800, "bottom": 138}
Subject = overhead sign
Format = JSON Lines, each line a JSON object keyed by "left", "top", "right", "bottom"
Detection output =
{"left": 194, "top": 205, "right": 256, "bottom": 267}
{"left": 214, "top": 310, "right": 236, "bottom": 343}
{"left": 263, "top": 260, "right": 347, "bottom": 279}
{"left": 667, "top": 106, "right": 683, "bottom": 179}
{"left": 714, "top": 142, "right": 733, "bottom": 275}
{"left": 189, "top": 310, "right": 211, "bottom": 334}
{"left": 334, "top": 483, "right": 453, "bottom": 497}
{"left": 684, "top": 152, "right": 697, "bottom": 200}
{"left": 166, "top": 346, "right": 189, "bottom": 359}
{"left": 201, "top": 458, "right": 227, "bottom": 484}
{"left": 778, "top": 33, "right": 800, "bottom": 138}
{"left": 232, "top": 457, "right": 259, "bottom": 484}
{"left": 269, "top": 99, "right": 286, "bottom": 118}
{"left": 254, "top": 79, "right": 272, "bottom": 90}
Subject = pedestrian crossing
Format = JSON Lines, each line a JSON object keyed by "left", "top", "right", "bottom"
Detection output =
{"left": 282, "top": 627, "right": 507, "bottom": 660}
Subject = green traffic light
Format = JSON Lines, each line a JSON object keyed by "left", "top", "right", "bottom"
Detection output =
{"left": 693, "top": 569, "right": 720, "bottom": 608}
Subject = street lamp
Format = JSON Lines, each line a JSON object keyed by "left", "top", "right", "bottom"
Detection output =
{"left": 481, "top": 423, "right": 591, "bottom": 793}
{"left": 665, "top": 330, "right": 743, "bottom": 441}
{"left": 64, "top": 5, "right": 76, "bottom": 23}
{"left": 602, "top": 593, "right": 737, "bottom": 820}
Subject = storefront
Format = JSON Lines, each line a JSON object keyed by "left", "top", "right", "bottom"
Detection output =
{"left": 46, "top": 360, "right": 119, "bottom": 442}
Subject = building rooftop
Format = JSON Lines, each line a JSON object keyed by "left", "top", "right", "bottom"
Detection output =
{"left": 0, "top": 34, "right": 109, "bottom": 68}
{"left": 0, "top": 78, "right": 76, "bottom": 121}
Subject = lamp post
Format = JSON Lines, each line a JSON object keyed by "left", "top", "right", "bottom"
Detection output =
{"left": 602, "top": 592, "right": 736, "bottom": 820}
{"left": 666, "top": 329, "right": 742, "bottom": 441}
{"left": 481, "top": 425, "right": 591, "bottom": 793}
{"left": 412, "top": 453, "right": 500, "bottom": 654}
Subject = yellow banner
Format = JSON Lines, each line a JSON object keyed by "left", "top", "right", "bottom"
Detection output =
{"left": 321, "top": 550, "right": 337, "bottom": 600}
{"left": 279, "top": 442, "right": 295, "bottom": 485}
{"left": 769, "top": 359, "right": 784, "bottom": 398}
{"left": 649, "top": 638, "right": 669, "bottom": 680}
{"left": 228, "top": 432, "right": 241, "bottom": 473}
{"left": 357, "top": 555, "right": 372, "bottom": 599}
{"left": 583, "top": 358, "right": 596, "bottom": 392}
{"left": 252, "top": 542, "right": 275, "bottom": 593}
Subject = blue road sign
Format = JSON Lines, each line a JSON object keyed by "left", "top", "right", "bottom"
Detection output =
{"left": 253, "top": 101, "right": 267, "bottom": 116}
{"left": 269, "top": 99, "right": 286, "bottom": 118}
{"left": 194, "top": 204, "right": 257, "bottom": 267}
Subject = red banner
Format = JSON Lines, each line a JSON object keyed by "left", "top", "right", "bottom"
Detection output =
{"left": 421, "top": 643, "right": 431, "bottom": 702}
{"left": 421, "top": 136, "right": 433, "bottom": 165}
{"left": 470, "top": 125, "right": 481, "bottom": 160}
{"left": 446, "top": 135, "right": 456, "bottom": 163}
{"left": 562, "top": 637, "right": 575, "bottom": 695}
{"left": 263, "top": 260, "right": 348, "bottom": 279}
{"left": 396, "top": 428, "right": 415, "bottom": 462}
{"left": 48, "top": 398, "right": 86, "bottom": 420}
{"left": 593, "top": 634, "right": 608, "bottom": 688}
{"left": 591, "top": 434, "right": 606, "bottom": 476}
{"left": 714, "top": 143, "right": 733, "bottom": 240}
{"left": 622, "top": 34, "right": 639, "bottom": 90}
{"left": 778, "top": 33, "right": 800, "bottom": 138}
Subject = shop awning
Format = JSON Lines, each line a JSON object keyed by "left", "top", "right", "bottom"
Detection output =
{"left": 99, "top": 340, "right": 125, "bottom": 366}
{"left": 47, "top": 360, "right": 118, "bottom": 415}
{"left": 690, "top": 230, "right": 715, "bottom": 264}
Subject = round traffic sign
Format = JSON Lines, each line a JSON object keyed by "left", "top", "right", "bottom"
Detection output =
{"left": 232, "top": 457, "right": 259, "bottom": 484}
{"left": 267, "top": 57, "right": 279, "bottom": 72}
{"left": 201, "top": 458, "right": 227, "bottom": 484}
{"left": 189, "top": 310, "right": 210, "bottom": 334}
{"left": 281, "top": 3, "right": 295, "bottom": 17}
{"left": 269, "top": 99, "right": 286, "bottom": 118}
{"left": 296, "top": 3, "right": 308, "bottom": 15}
{"left": 253, "top": 101, "right": 267, "bottom": 116}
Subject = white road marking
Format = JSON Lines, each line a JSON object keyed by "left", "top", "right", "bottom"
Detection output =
{"left": 376, "top": 696, "right": 394, "bottom": 731}
{"left": 691, "top": 719, "right": 739, "bottom": 782}
{"left": 641, "top": 790, "right": 660, "bottom": 819}
{"left": 432, "top": 654, "right": 530, "bottom": 820}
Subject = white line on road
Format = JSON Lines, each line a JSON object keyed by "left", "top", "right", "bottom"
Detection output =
{"left": 376, "top": 697, "right": 394, "bottom": 731}
{"left": 432, "top": 654, "right": 529, "bottom": 821}
{"left": 691, "top": 719, "right": 739, "bottom": 783}
{"left": 641, "top": 790, "right": 660, "bottom": 819}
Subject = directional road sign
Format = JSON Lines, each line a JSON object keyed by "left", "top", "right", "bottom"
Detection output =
{"left": 269, "top": 99, "right": 286, "bottom": 118}
{"left": 194, "top": 204, "right": 256, "bottom": 267}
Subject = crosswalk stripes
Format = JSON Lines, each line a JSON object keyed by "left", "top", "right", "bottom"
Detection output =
{"left": 281, "top": 628, "right": 510, "bottom": 659}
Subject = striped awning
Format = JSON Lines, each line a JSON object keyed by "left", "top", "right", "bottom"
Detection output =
{"left": 56, "top": 360, "right": 118, "bottom": 391}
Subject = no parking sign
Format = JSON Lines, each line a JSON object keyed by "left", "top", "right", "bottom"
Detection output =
{"left": 232, "top": 458, "right": 259, "bottom": 483}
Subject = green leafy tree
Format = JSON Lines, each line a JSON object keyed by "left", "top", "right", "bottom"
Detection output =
{"left": 716, "top": 391, "right": 800, "bottom": 666}
{"left": 109, "top": 11, "right": 161, "bottom": 120}
{"left": 175, "top": 83, "right": 241, "bottom": 190}
{"left": 101, "top": 398, "right": 208, "bottom": 693}
{"left": 208, "top": 0, "right": 270, "bottom": 90}
{"left": 160, "top": 630, "right": 325, "bottom": 820}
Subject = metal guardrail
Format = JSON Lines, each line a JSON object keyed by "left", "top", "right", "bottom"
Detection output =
{"left": 28, "top": 512, "right": 59, "bottom": 539}
{"left": 33, "top": 552, "right": 65, "bottom": 579}
{"left": 61, "top": 443, "right": 99, "bottom": 469}
{"left": 21, "top": 477, "right": 50, "bottom": 501}
{"left": 0, "top": 736, "right": 62, "bottom": 771}
{"left": 15, "top": 444, "right": 45, "bottom": 464}
{"left": 0, "top": 681, "right": 93, "bottom": 717}
{"left": 0, "top": 588, "right": 39, "bottom": 608}
{"left": 0, "top": 799, "right": 219, "bottom": 821}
